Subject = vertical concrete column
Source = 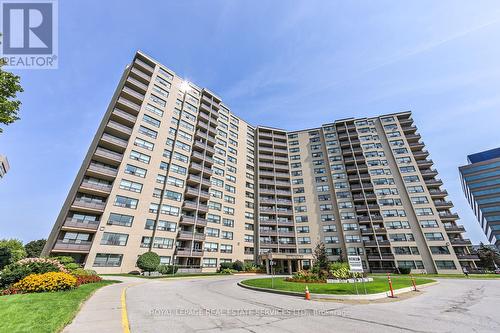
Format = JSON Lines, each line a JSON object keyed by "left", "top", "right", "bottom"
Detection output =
{"left": 287, "top": 260, "right": 292, "bottom": 274}
{"left": 266, "top": 259, "right": 270, "bottom": 274}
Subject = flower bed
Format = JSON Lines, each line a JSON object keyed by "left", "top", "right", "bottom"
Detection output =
{"left": 13, "top": 272, "right": 77, "bottom": 293}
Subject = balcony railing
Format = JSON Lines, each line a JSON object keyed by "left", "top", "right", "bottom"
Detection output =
{"left": 72, "top": 199, "right": 106, "bottom": 211}
{"left": 87, "top": 163, "right": 118, "bottom": 177}
{"left": 80, "top": 180, "right": 112, "bottom": 193}
{"left": 63, "top": 218, "right": 100, "bottom": 230}
{"left": 53, "top": 240, "right": 92, "bottom": 252}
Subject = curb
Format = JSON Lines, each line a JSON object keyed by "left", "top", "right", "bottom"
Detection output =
{"left": 237, "top": 281, "right": 439, "bottom": 300}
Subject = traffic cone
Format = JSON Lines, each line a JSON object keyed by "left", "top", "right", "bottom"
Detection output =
{"left": 305, "top": 286, "right": 311, "bottom": 300}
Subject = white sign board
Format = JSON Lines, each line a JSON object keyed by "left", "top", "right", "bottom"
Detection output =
{"left": 347, "top": 255, "right": 364, "bottom": 273}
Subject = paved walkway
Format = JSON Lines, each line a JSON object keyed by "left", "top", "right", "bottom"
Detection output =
{"left": 64, "top": 275, "right": 500, "bottom": 333}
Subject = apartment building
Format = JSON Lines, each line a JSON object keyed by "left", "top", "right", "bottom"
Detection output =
{"left": 459, "top": 147, "right": 500, "bottom": 250}
{"left": 42, "top": 51, "right": 477, "bottom": 274}
{"left": 0, "top": 155, "right": 9, "bottom": 178}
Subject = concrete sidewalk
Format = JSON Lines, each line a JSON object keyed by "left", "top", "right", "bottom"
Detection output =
{"left": 63, "top": 276, "right": 144, "bottom": 333}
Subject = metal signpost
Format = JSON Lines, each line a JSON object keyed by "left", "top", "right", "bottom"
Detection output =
{"left": 348, "top": 255, "right": 365, "bottom": 295}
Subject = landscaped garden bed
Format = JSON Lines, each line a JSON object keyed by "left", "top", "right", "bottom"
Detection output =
{"left": 241, "top": 276, "right": 435, "bottom": 295}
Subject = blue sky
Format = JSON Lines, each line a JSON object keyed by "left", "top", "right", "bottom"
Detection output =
{"left": 1, "top": 1, "right": 500, "bottom": 244}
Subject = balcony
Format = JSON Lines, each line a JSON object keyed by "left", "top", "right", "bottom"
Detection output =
{"left": 409, "top": 142, "right": 425, "bottom": 151}
{"left": 134, "top": 58, "right": 155, "bottom": 73}
{"left": 278, "top": 243, "right": 297, "bottom": 248}
{"left": 62, "top": 218, "right": 100, "bottom": 231}
{"left": 260, "top": 230, "right": 278, "bottom": 236}
{"left": 361, "top": 228, "right": 387, "bottom": 235}
{"left": 183, "top": 201, "right": 198, "bottom": 210}
{"left": 402, "top": 125, "right": 418, "bottom": 133}
{"left": 106, "top": 120, "right": 132, "bottom": 138}
{"left": 130, "top": 67, "right": 151, "bottom": 83}
{"left": 175, "top": 247, "right": 203, "bottom": 257}
{"left": 417, "top": 159, "right": 434, "bottom": 168}
{"left": 52, "top": 240, "right": 92, "bottom": 252}
{"left": 87, "top": 163, "right": 118, "bottom": 179}
{"left": 367, "top": 254, "right": 395, "bottom": 260}
{"left": 456, "top": 253, "right": 479, "bottom": 260}
{"left": 100, "top": 133, "right": 128, "bottom": 150}
{"left": 72, "top": 199, "right": 106, "bottom": 212}
{"left": 180, "top": 216, "right": 207, "bottom": 227}
{"left": 425, "top": 179, "right": 443, "bottom": 187}
{"left": 94, "top": 147, "right": 123, "bottom": 165}
{"left": 421, "top": 169, "right": 439, "bottom": 178}
{"left": 434, "top": 201, "right": 454, "bottom": 209}
{"left": 111, "top": 108, "right": 137, "bottom": 126}
{"left": 429, "top": 189, "right": 448, "bottom": 198}
{"left": 187, "top": 174, "right": 202, "bottom": 184}
{"left": 126, "top": 76, "right": 148, "bottom": 92}
{"left": 259, "top": 219, "right": 277, "bottom": 225}
{"left": 358, "top": 215, "right": 383, "bottom": 222}
{"left": 450, "top": 238, "right": 472, "bottom": 245}
{"left": 413, "top": 150, "right": 430, "bottom": 160}
{"left": 439, "top": 212, "right": 460, "bottom": 220}
{"left": 116, "top": 97, "right": 141, "bottom": 114}
{"left": 444, "top": 225, "right": 466, "bottom": 233}
{"left": 178, "top": 231, "right": 206, "bottom": 241}
{"left": 80, "top": 180, "right": 112, "bottom": 194}
{"left": 277, "top": 220, "right": 294, "bottom": 226}
{"left": 364, "top": 240, "right": 391, "bottom": 247}
{"left": 121, "top": 86, "right": 144, "bottom": 103}
{"left": 405, "top": 133, "right": 421, "bottom": 142}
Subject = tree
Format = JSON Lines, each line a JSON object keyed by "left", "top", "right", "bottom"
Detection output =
{"left": 475, "top": 243, "right": 500, "bottom": 271}
{"left": 0, "top": 246, "right": 12, "bottom": 270}
{"left": 136, "top": 252, "right": 160, "bottom": 273}
{"left": 313, "top": 242, "right": 329, "bottom": 271}
{"left": 24, "top": 239, "right": 46, "bottom": 258}
{"left": 0, "top": 239, "right": 26, "bottom": 267}
{"left": 0, "top": 43, "right": 23, "bottom": 132}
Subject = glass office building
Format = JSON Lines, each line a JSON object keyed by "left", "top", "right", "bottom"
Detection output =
{"left": 459, "top": 147, "right": 500, "bottom": 249}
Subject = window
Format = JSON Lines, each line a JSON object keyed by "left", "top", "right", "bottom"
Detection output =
{"left": 167, "top": 176, "right": 184, "bottom": 188}
{"left": 143, "top": 114, "right": 161, "bottom": 128}
{"left": 100, "top": 232, "right": 128, "bottom": 246}
{"left": 206, "top": 227, "right": 220, "bottom": 237}
{"left": 425, "top": 232, "right": 444, "bottom": 241}
{"left": 203, "top": 258, "right": 217, "bottom": 267}
{"left": 124, "top": 164, "right": 146, "bottom": 178}
{"left": 108, "top": 213, "right": 134, "bottom": 227}
{"left": 325, "top": 236, "right": 339, "bottom": 244}
{"left": 145, "top": 219, "right": 176, "bottom": 232}
{"left": 138, "top": 126, "right": 157, "bottom": 139}
{"left": 323, "top": 225, "right": 336, "bottom": 232}
{"left": 415, "top": 208, "right": 433, "bottom": 216}
{"left": 164, "top": 190, "right": 182, "bottom": 201}
{"left": 114, "top": 195, "right": 138, "bottom": 209}
{"left": 222, "top": 231, "right": 233, "bottom": 240}
{"left": 119, "top": 179, "right": 143, "bottom": 193}
{"left": 435, "top": 260, "right": 456, "bottom": 270}
{"left": 430, "top": 246, "right": 450, "bottom": 254}
{"left": 130, "top": 150, "right": 150, "bottom": 164}
{"left": 93, "top": 253, "right": 123, "bottom": 267}
{"left": 204, "top": 242, "right": 219, "bottom": 252}
{"left": 145, "top": 103, "right": 164, "bottom": 117}
{"left": 160, "top": 204, "right": 179, "bottom": 216}
{"left": 170, "top": 164, "right": 187, "bottom": 175}
{"left": 223, "top": 218, "right": 234, "bottom": 227}
{"left": 420, "top": 220, "right": 439, "bottom": 228}
{"left": 134, "top": 137, "right": 154, "bottom": 151}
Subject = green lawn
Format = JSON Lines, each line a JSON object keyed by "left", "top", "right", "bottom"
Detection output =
{"left": 0, "top": 280, "right": 118, "bottom": 333}
{"left": 241, "top": 276, "right": 435, "bottom": 295}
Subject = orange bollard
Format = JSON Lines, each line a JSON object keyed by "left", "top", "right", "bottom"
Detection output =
{"left": 410, "top": 274, "right": 417, "bottom": 291}
{"left": 387, "top": 273, "right": 395, "bottom": 298}
{"left": 305, "top": 285, "right": 311, "bottom": 300}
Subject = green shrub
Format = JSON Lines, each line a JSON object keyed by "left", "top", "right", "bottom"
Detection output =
{"left": 0, "top": 258, "right": 68, "bottom": 289}
{"left": 286, "top": 270, "right": 323, "bottom": 283}
{"left": 49, "top": 256, "right": 75, "bottom": 266}
{"left": 220, "top": 268, "right": 234, "bottom": 275}
{"left": 0, "top": 264, "right": 31, "bottom": 288}
{"left": 157, "top": 265, "right": 178, "bottom": 275}
{"left": 232, "top": 260, "right": 244, "bottom": 272}
{"left": 398, "top": 267, "right": 411, "bottom": 274}
{"left": 329, "top": 262, "right": 350, "bottom": 279}
{"left": 219, "top": 262, "right": 233, "bottom": 271}
{"left": 136, "top": 252, "right": 160, "bottom": 272}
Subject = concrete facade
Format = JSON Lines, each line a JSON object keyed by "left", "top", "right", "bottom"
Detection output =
{"left": 0, "top": 155, "right": 9, "bottom": 178}
{"left": 42, "top": 51, "right": 477, "bottom": 274}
